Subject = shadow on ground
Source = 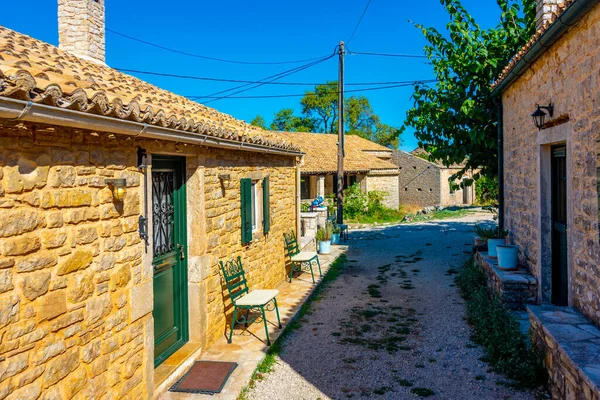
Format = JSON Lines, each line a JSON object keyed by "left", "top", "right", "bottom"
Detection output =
{"left": 246, "top": 215, "right": 535, "bottom": 400}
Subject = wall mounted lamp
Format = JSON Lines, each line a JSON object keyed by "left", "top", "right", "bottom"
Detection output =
{"left": 531, "top": 103, "right": 554, "bottom": 130}
{"left": 219, "top": 174, "right": 231, "bottom": 189}
{"left": 105, "top": 178, "right": 127, "bottom": 201}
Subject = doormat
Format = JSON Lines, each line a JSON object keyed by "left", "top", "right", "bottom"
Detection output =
{"left": 169, "top": 361, "right": 238, "bottom": 394}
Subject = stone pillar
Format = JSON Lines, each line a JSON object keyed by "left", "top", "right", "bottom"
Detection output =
{"left": 536, "top": 0, "right": 559, "bottom": 30}
{"left": 317, "top": 175, "right": 325, "bottom": 198}
{"left": 58, "top": 0, "right": 106, "bottom": 64}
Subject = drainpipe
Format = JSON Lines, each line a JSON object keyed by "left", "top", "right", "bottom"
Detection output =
{"left": 497, "top": 99, "right": 505, "bottom": 232}
{"left": 296, "top": 156, "right": 304, "bottom": 238}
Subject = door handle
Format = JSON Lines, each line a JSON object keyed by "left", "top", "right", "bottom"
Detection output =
{"left": 177, "top": 244, "right": 185, "bottom": 260}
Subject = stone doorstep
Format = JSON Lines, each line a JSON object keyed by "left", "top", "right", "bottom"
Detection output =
{"left": 528, "top": 305, "right": 600, "bottom": 395}
{"left": 154, "top": 342, "right": 204, "bottom": 395}
{"left": 156, "top": 245, "right": 348, "bottom": 400}
{"left": 477, "top": 252, "right": 537, "bottom": 285}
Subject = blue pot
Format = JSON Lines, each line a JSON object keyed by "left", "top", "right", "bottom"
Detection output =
{"left": 487, "top": 238, "right": 506, "bottom": 257}
{"left": 497, "top": 245, "right": 519, "bottom": 270}
{"left": 331, "top": 233, "right": 340, "bottom": 245}
{"left": 318, "top": 241, "right": 331, "bottom": 254}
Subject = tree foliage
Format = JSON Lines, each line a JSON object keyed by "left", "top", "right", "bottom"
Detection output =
{"left": 250, "top": 115, "right": 267, "bottom": 129}
{"left": 269, "top": 108, "right": 316, "bottom": 132}
{"left": 253, "top": 81, "right": 402, "bottom": 147}
{"left": 403, "top": 0, "right": 535, "bottom": 180}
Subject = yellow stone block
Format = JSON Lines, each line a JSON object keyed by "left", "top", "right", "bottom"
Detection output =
{"left": 57, "top": 249, "right": 93, "bottom": 275}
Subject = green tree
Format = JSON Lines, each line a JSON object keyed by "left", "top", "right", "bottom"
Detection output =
{"left": 268, "top": 82, "right": 401, "bottom": 147}
{"left": 403, "top": 0, "right": 535, "bottom": 181}
{"left": 250, "top": 115, "right": 267, "bottom": 129}
{"left": 269, "top": 108, "right": 315, "bottom": 132}
{"left": 300, "top": 82, "right": 339, "bottom": 133}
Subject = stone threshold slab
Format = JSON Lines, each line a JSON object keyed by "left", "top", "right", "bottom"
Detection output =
{"left": 528, "top": 304, "right": 600, "bottom": 396}
{"left": 156, "top": 245, "right": 348, "bottom": 400}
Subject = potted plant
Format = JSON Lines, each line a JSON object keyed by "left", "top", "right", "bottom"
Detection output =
{"left": 496, "top": 244, "right": 519, "bottom": 270}
{"left": 316, "top": 222, "right": 333, "bottom": 254}
{"left": 474, "top": 225, "right": 508, "bottom": 258}
{"left": 331, "top": 224, "right": 341, "bottom": 245}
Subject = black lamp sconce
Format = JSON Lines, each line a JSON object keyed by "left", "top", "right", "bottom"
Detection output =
{"left": 531, "top": 103, "right": 554, "bottom": 130}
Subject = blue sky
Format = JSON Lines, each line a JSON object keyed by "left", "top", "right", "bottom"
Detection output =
{"left": 0, "top": 0, "right": 502, "bottom": 151}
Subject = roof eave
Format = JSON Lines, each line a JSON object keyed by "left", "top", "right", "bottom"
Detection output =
{"left": 0, "top": 97, "right": 304, "bottom": 157}
{"left": 491, "top": 0, "right": 597, "bottom": 97}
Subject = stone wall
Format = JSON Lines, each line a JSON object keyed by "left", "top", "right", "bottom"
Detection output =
{"left": 501, "top": 3, "right": 600, "bottom": 324}
{"left": 58, "top": 0, "right": 106, "bottom": 63}
{"left": 393, "top": 151, "right": 441, "bottom": 207}
{"left": 440, "top": 168, "right": 475, "bottom": 207}
{"left": 529, "top": 305, "right": 600, "bottom": 400}
{"left": 365, "top": 172, "right": 400, "bottom": 210}
{"left": 0, "top": 122, "right": 297, "bottom": 397}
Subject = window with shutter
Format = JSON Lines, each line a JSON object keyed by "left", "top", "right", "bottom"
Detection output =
{"left": 263, "top": 176, "right": 270, "bottom": 234}
{"left": 240, "top": 178, "right": 252, "bottom": 244}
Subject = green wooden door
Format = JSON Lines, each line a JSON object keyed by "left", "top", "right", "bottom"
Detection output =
{"left": 551, "top": 146, "right": 568, "bottom": 306}
{"left": 152, "top": 156, "right": 188, "bottom": 367}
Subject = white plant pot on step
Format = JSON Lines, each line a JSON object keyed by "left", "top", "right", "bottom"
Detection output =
{"left": 487, "top": 238, "right": 506, "bottom": 258}
{"left": 496, "top": 245, "right": 519, "bottom": 271}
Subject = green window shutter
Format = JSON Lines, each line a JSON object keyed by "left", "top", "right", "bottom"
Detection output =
{"left": 263, "top": 176, "right": 270, "bottom": 234}
{"left": 240, "top": 178, "right": 252, "bottom": 244}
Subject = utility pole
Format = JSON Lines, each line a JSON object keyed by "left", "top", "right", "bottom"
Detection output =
{"left": 336, "top": 41, "right": 345, "bottom": 225}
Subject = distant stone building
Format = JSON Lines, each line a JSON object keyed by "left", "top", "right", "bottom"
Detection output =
{"left": 280, "top": 132, "right": 401, "bottom": 210}
{"left": 0, "top": 1, "right": 304, "bottom": 397}
{"left": 391, "top": 150, "right": 476, "bottom": 208}
{"left": 492, "top": 0, "right": 600, "bottom": 398}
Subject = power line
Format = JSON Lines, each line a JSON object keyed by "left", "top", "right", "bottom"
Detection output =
{"left": 347, "top": 50, "right": 428, "bottom": 59}
{"left": 106, "top": 28, "right": 330, "bottom": 65}
{"left": 347, "top": 0, "right": 373, "bottom": 45}
{"left": 186, "top": 79, "right": 437, "bottom": 100}
{"left": 201, "top": 51, "right": 338, "bottom": 104}
{"left": 115, "top": 67, "right": 433, "bottom": 87}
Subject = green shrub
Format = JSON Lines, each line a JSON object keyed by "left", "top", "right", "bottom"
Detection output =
{"left": 343, "top": 184, "right": 368, "bottom": 219}
{"left": 316, "top": 222, "right": 333, "bottom": 242}
{"left": 455, "top": 259, "right": 545, "bottom": 388}
{"left": 475, "top": 224, "right": 509, "bottom": 239}
{"left": 343, "top": 184, "right": 405, "bottom": 223}
{"left": 476, "top": 176, "right": 499, "bottom": 205}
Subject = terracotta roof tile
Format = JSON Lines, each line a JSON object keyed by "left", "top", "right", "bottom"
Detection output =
{"left": 278, "top": 132, "right": 398, "bottom": 174}
{"left": 492, "top": 0, "right": 574, "bottom": 90}
{"left": 0, "top": 26, "right": 299, "bottom": 152}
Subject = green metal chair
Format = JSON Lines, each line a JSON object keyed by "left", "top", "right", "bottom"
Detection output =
{"left": 220, "top": 257, "right": 282, "bottom": 346}
{"left": 284, "top": 231, "right": 322, "bottom": 283}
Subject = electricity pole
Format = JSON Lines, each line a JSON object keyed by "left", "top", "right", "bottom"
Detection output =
{"left": 336, "top": 41, "right": 345, "bottom": 225}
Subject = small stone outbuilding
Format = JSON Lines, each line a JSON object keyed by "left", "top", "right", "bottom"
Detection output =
{"left": 391, "top": 150, "right": 476, "bottom": 208}
{"left": 493, "top": 0, "right": 600, "bottom": 397}
{"left": 0, "top": 1, "right": 304, "bottom": 397}
{"left": 280, "top": 132, "right": 401, "bottom": 210}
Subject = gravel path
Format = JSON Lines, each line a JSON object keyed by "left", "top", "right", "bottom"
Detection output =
{"left": 245, "top": 212, "right": 535, "bottom": 400}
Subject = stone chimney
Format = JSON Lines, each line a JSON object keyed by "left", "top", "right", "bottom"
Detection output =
{"left": 58, "top": 0, "right": 105, "bottom": 64}
{"left": 536, "top": 0, "right": 560, "bottom": 30}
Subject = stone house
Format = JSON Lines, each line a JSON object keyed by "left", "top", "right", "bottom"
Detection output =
{"left": 492, "top": 0, "right": 600, "bottom": 397}
{"left": 391, "top": 150, "right": 476, "bottom": 208}
{"left": 280, "top": 132, "right": 400, "bottom": 210}
{"left": 0, "top": 1, "right": 304, "bottom": 398}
